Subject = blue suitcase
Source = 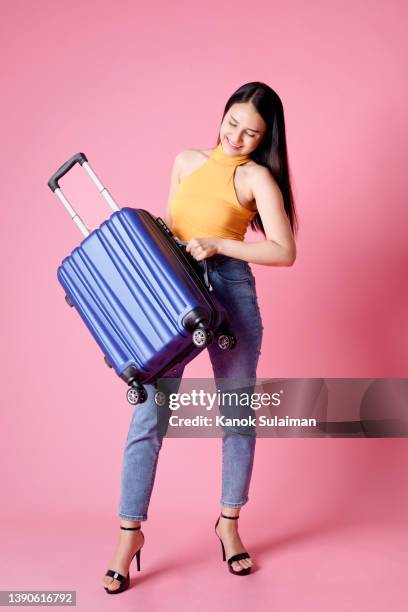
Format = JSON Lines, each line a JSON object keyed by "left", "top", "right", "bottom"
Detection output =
{"left": 48, "top": 153, "right": 236, "bottom": 405}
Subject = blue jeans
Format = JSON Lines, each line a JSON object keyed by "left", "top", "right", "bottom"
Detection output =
{"left": 118, "top": 254, "right": 264, "bottom": 521}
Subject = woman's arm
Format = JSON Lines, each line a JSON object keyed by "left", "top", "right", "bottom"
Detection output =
{"left": 187, "top": 166, "right": 297, "bottom": 266}
{"left": 219, "top": 166, "right": 296, "bottom": 266}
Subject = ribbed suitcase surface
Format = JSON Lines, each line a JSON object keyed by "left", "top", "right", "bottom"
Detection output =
{"left": 58, "top": 208, "right": 219, "bottom": 379}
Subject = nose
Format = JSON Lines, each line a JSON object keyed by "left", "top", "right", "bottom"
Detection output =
{"left": 229, "top": 130, "right": 243, "bottom": 145}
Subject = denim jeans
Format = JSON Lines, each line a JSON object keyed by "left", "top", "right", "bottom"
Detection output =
{"left": 118, "top": 253, "right": 264, "bottom": 521}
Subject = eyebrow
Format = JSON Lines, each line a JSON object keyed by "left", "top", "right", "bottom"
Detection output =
{"left": 230, "top": 114, "right": 261, "bottom": 133}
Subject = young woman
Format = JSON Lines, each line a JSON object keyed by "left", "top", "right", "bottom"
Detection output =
{"left": 102, "top": 81, "right": 298, "bottom": 593}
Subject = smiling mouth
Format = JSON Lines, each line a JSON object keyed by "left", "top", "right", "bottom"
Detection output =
{"left": 226, "top": 137, "right": 242, "bottom": 149}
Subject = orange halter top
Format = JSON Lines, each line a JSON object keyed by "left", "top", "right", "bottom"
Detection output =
{"left": 169, "top": 143, "right": 257, "bottom": 241}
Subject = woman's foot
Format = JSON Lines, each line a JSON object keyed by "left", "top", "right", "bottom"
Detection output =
{"left": 102, "top": 522, "right": 144, "bottom": 592}
{"left": 215, "top": 513, "right": 254, "bottom": 572}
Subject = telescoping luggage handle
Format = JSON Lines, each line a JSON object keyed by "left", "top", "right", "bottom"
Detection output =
{"left": 47, "top": 152, "right": 120, "bottom": 237}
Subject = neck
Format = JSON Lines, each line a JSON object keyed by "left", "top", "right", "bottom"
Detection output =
{"left": 211, "top": 142, "right": 250, "bottom": 166}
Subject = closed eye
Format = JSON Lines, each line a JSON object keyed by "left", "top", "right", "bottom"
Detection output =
{"left": 228, "top": 121, "right": 256, "bottom": 138}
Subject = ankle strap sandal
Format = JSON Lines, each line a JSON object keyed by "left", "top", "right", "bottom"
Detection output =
{"left": 214, "top": 513, "right": 252, "bottom": 576}
{"left": 104, "top": 525, "right": 143, "bottom": 594}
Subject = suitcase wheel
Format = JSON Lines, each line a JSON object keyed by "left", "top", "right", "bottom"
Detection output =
{"left": 127, "top": 385, "right": 147, "bottom": 405}
{"left": 65, "top": 294, "right": 74, "bottom": 307}
{"left": 217, "top": 333, "right": 237, "bottom": 350}
{"left": 192, "top": 327, "right": 213, "bottom": 348}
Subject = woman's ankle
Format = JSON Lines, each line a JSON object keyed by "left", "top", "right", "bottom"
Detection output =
{"left": 220, "top": 506, "right": 240, "bottom": 518}
{"left": 120, "top": 519, "right": 142, "bottom": 529}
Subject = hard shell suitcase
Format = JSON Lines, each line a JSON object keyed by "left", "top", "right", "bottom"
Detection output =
{"left": 48, "top": 153, "right": 236, "bottom": 405}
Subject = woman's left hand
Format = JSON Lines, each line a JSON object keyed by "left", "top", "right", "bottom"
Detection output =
{"left": 185, "top": 237, "right": 223, "bottom": 261}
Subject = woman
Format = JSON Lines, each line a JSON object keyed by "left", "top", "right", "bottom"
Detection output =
{"left": 102, "top": 81, "right": 298, "bottom": 593}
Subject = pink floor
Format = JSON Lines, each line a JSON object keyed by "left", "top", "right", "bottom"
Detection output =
{"left": 1, "top": 514, "right": 406, "bottom": 611}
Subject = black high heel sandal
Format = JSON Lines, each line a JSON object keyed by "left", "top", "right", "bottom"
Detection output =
{"left": 104, "top": 525, "right": 144, "bottom": 594}
{"left": 214, "top": 513, "right": 252, "bottom": 576}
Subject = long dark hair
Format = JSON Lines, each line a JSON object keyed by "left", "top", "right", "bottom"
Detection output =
{"left": 216, "top": 82, "right": 299, "bottom": 238}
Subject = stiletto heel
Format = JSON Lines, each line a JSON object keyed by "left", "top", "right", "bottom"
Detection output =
{"left": 214, "top": 513, "right": 252, "bottom": 576}
{"left": 104, "top": 525, "right": 144, "bottom": 594}
{"left": 218, "top": 531, "right": 226, "bottom": 561}
{"left": 135, "top": 548, "right": 141, "bottom": 571}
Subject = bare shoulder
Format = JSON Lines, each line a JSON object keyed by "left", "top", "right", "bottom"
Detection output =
{"left": 199, "top": 147, "right": 216, "bottom": 158}
{"left": 187, "top": 147, "right": 215, "bottom": 160}
{"left": 248, "top": 160, "right": 270, "bottom": 174}
{"left": 248, "top": 163, "right": 279, "bottom": 187}
{"left": 176, "top": 148, "right": 214, "bottom": 182}
{"left": 244, "top": 163, "right": 281, "bottom": 204}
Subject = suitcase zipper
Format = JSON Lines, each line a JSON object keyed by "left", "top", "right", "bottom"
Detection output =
{"left": 148, "top": 214, "right": 217, "bottom": 325}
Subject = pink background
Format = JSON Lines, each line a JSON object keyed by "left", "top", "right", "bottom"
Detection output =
{"left": 1, "top": 0, "right": 407, "bottom": 610}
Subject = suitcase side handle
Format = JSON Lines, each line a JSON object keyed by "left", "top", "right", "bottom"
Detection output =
{"left": 47, "top": 152, "right": 120, "bottom": 237}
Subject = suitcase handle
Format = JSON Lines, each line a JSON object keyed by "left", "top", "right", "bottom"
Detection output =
{"left": 48, "top": 153, "right": 88, "bottom": 192}
{"left": 48, "top": 152, "right": 120, "bottom": 237}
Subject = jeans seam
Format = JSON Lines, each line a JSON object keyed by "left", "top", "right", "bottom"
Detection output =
{"left": 141, "top": 440, "right": 162, "bottom": 517}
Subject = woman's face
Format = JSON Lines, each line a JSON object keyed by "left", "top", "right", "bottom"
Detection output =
{"left": 219, "top": 102, "right": 267, "bottom": 156}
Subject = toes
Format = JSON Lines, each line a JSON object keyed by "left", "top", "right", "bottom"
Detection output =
{"left": 233, "top": 558, "right": 253, "bottom": 571}
{"left": 105, "top": 578, "right": 120, "bottom": 591}
{"left": 103, "top": 577, "right": 120, "bottom": 591}
{"left": 108, "top": 580, "right": 121, "bottom": 590}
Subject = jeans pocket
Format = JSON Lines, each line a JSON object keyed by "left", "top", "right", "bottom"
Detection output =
{"left": 214, "top": 259, "right": 253, "bottom": 284}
